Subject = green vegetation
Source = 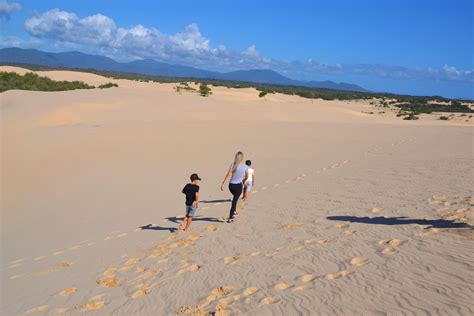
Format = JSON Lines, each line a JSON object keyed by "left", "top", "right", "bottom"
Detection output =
{"left": 403, "top": 113, "right": 419, "bottom": 120}
{"left": 2, "top": 63, "right": 473, "bottom": 120}
{"left": 0, "top": 71, "right": 119, "bottom": 92}
{"left": 199, "top": 83, "right": 212, "bottom": 97}
{"left": 98, "top": 82, "right": 118, "bottom": 89}
{"left": 175, "top": 82, "right": 196, "bottom": 93}
{"left": 0, "top": 71, "right": 94, "bottom": 92}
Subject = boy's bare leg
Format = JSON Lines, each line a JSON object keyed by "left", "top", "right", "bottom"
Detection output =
{"left": 184, "top": 217, "right": 193, "bottom": 231}
{"left": 179, "top": 216, "right": 187, "bottom": 230}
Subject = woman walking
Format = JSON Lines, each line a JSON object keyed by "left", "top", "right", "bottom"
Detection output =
{"left": 221, "top": 151, "right": 248, "bottom": 223}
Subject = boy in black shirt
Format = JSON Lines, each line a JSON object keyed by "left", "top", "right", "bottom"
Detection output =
{"left": 179, "top": 173, "right": 201, "bottom": 231}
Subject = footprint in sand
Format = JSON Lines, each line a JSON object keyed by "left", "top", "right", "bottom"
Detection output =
{"left": 274, "top": 183, "right": 280, "bottom": 187}
{"left": 177, "top": 263, "right": 200, "bottom": 275}
{"left": 39, "top": 262, "right": 73, "bottom": 275}
{"left": 261, "top": 186, "right": 268, "bottom": 190}
{"left": 334, "top": 223, "right": 349, "bottom": 229}
{"left": 371, "top": 207, "right": 383, "bottom": 214}
{"left": 325, "top": 270, "right": 353, "bottom": 280}
{"left": 217, "top": 296, "right": 235, "bottom": 307}
{"left": 34, "top": 256, "right": 46, "bottom": 261}
{"left": 260, "top": 297, "right": 280, "bottom": 305}
{"left": 52, "top": 307, "right": 68, "bottom": 314}
{"left": 275, "top": 283, "right": 292, "bottom": 290}
{"left": 119, "top": 265, "right": 134, "bottom": 272}
{"left": 176, "top": 306, "right": 207, "bottom": 315}
{"left": 58, "top": 287, "right": 77, "bottom": 297}
{"left": 382, "top": 247, "right": 395, "bottom": 255}
{"left": 301, "top": 274, "right": 316, "bottom": 282}
{"left": 304, "top": 239, "right": 328, "bottom": 245}
{"left": 103, "top": 268, "right": 118, "bottom": 277}
{"left": 278, "top": 223, "right": 303, "bottom": 230}
{"left": 125, "top": 258, "right": 141, "bottom": 265}
{"left": 53, "top": 250, "right": 64, "bottom": 256}
{"left": 206, "top": 287, "right": 234, "bottom": 303}
{"left": 249, "top": 252, "right": 261, "bottom": 257}
{"left": 10, "top": 274, "right": 24, "bottom": 280}
{"left": 189, "top": 235, "right": 200, "bottom": 241}
{"left": 292, "top": 285, "right": 311, "bottom": 292}
{"left": 132, "top": 288, "right": 151, "bottom": 299}
{"left": 243, "top": 287, "right": 259, "bottom": 296}
{"left": 97, "top": 277, "right": 121, "bottom": 288}
{"left": 8, "top": 262, "right": 23, "bottom": 269}
{"left": 224, "top": 256, "right": 240, "bottom": 265}
{"left": 291, "top": 245, "right": 305, "bottom": 251}
{"left": 9, "top": 259, "right": 25, "bottom": 265}
{"left": 350, "top": 257, "right": 368, "bottom": 266}
{"left": 25, "top": 305, "right": 49, "bottom": 314}
{"left": 379, "top": 239, "right": 402, "bottom": 247}
{"left": 78, "top": 301, "right": 105, "bottom": 311}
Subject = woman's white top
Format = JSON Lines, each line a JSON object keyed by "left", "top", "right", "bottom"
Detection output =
{"left": 229, "top": 163, "right": 248, "bottom": 184}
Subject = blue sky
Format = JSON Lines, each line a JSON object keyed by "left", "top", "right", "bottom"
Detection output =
{"left": 1, "top": 0, "right": 472, "bottom": 98}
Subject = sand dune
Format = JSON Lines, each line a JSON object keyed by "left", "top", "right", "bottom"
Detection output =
{"left": 1, "top": 67, "right": 473, "bottom": 315}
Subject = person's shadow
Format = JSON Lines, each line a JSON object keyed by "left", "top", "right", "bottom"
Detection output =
{"left": 326, "top": 215, "right": 471, "bottom": 229}
{"left": 200, "top": 199, "right": 231, "bottom": 204}
{"left": 139, "top": 224, "right": 177, "bottom": 233}
{"left": 165, "top": 216, "right": 224, "bottom": 224}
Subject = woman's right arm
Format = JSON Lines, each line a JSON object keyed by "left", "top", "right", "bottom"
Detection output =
{"left": 221, "top": 166, "right": 234, "bottom": 191}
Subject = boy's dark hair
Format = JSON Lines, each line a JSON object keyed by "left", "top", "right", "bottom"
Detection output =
{"left": 245, "top": 160, "right": 251, "bottom": 166}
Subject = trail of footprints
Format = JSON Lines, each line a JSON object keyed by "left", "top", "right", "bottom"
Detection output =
{"left": 176, "top": 251, "right": 371, "bottom": 315}
{"left": 16, "top": 139, "right": 417, "bottom": 314}
{"left": 7, "top": 155, "right": 354, "bottom": 273}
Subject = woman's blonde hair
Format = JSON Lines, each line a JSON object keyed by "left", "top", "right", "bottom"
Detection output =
{"left": 234, "top": 151, "right": 244, "bottom": 165}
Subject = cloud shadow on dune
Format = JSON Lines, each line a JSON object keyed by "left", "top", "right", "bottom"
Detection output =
{"left": 326, "top": 216, "right": 471, "bottom": 229}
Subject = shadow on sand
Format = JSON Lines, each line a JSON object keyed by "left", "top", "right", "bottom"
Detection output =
{"left": 165, "top": 216, "right": 225, "bottom": 224}
{"left": 200, "top": 199, "right": 232, "bottom": 204}
{"left": 139, "top": 224, "right": 177, "bottom": 233}
{"left": 326, "top": 216, "right": 471, "bottom": 229}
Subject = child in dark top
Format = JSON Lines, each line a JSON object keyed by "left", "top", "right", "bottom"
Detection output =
{"left": 179, "top": 173, "right": 201, "bottom": 231}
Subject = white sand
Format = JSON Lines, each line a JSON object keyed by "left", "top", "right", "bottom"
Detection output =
{"left": 1, "top": 67, "right": 473, "bottom": 315}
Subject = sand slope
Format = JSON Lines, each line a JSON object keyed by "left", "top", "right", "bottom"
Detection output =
{"left": 1, "top": 68, "right": 473, "bottom": 315}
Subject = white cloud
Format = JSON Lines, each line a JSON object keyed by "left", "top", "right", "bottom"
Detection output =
{"left": 0, "top": 0, "right": 21, "bottom": 19}
{"left": 0, "top": 35, "right": 41, "bottom": 48}
{"left": 25, "top": 9, "right": 116, "bottom": 46}
{"left": 22, "top": 8, "right": 473, "bottom": 84}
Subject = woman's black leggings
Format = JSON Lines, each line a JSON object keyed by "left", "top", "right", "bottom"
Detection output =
{"left": 228, "top": 183, "right": 243, "bottom": 219}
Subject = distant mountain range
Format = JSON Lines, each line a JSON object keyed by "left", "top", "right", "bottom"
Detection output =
{"left": 0, "top": 48, "right": 368, "bottom": 92}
